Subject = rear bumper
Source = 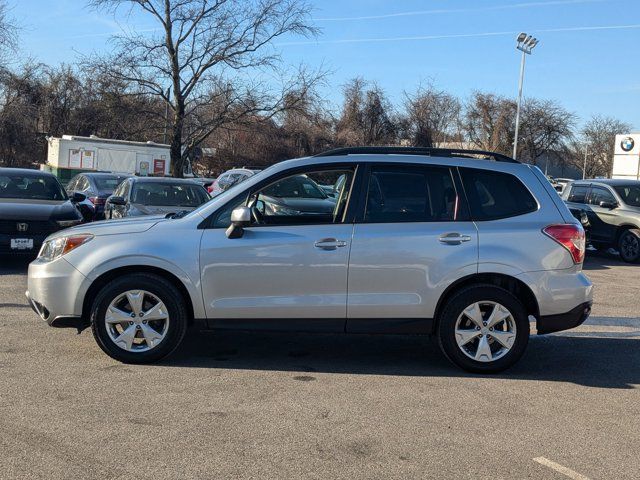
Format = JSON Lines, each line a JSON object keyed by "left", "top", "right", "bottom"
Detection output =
{"left": 537, "top": 301, "right": 592, "bottom": 334}
{"left": 516, "top": 269, "right": 593, "bottom": 316}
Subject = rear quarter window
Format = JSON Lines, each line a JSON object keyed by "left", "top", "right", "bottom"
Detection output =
{"left": 460, "top": 168, "right": 538, "bottom": 220}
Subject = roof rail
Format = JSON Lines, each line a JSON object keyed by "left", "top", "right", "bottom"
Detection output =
{"left": 313, "top": 146, "right": 519, "bottom": 163}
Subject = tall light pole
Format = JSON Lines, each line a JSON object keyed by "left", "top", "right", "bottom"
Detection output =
{"left": 513, "top": 32, "right": 539, "bottom": 160}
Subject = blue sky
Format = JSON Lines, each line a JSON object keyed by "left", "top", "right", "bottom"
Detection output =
{"left": 11, "top": 0, "right": 640, "bottom": 130}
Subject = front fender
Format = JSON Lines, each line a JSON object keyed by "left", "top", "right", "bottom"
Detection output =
{"left": 65, "top": 227, "right": 206, "bottom": 319}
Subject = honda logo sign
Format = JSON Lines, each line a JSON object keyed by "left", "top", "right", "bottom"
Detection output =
{"left": 16, "top": 223, "right": 28, "bottom": 232}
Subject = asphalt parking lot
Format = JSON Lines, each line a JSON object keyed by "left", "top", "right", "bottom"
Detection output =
{"left": 0, "top": 253, "right": 638, "bottom": 479}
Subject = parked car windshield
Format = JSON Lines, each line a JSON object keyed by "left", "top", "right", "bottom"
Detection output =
{"left": 262, "top": 175, "right": 327, "bottom": 199}
{"left": 94, "top": 175, "right": 128, "bottom": 191}
{"left": 131, "top": 182, "right": 209, "bottom": 207}
{"left": 0, "top": 173, "right": 67, "bottom": 201}
{"left": 613, "top": 185, "right": 640, "bottom": 207}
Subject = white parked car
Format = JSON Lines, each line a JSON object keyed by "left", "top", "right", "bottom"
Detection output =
{"left": 208, "top": 168, "right": 260, "bottom": 197}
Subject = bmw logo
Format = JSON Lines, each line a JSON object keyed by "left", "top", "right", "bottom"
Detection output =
{"left": 621, "top": 137, "right": 635, "bottom": 152}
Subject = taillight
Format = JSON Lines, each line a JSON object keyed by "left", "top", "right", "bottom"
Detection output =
{"left": 89, "top": 196, "right": 106, "bottom": 205}
{"left": 543, "top": 224, "right": 585, "bottom": 264}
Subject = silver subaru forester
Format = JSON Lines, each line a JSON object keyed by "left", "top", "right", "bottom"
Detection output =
{"left": 26, "top": 147, "right": 593, "bottom": 372}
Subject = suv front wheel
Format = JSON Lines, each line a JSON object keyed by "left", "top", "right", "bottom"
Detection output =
{"left": 90, "top": 273, "right": 188, "bottom": 363}
{"left": 437, "top": 285, "right": 530, "bottom": 373}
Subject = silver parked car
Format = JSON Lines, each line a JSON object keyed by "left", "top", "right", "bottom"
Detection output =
{"left": 105, "top": 177, "right": 210, "bottom": 219}
{"left": 26, "top": 147, "right": 593, "bottom": 372}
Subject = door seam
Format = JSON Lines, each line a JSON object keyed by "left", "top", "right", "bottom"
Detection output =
{"left": 344, "top": 222, "right": 356, "bottom": 331}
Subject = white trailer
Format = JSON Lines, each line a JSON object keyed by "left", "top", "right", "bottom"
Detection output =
{"left": 43, "top": 135, "right": 191, "bottom": 183}
{"left": 612, "top": 134, "right": 640, "bottom": 180}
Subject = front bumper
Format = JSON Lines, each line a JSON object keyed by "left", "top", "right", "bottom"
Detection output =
{"left": 26, "top": 257, "right": 90, "bottom": 329}
{"left": 26, "top": 290, "right": 88, "bottom": 329}
{"left": 537, "top": 301, "right": 592, "bottom": 334}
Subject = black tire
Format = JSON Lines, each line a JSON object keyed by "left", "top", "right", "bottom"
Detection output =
{"left": 90, "top": 273, "right": 188, "bottom": 363}
{"left": 618, "top": 229, "right": 640, "bottom": 263}
{"left": 437, "top": 284, "right": 530, "bottom": 373}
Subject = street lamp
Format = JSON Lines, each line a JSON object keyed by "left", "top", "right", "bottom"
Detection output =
{"left": 512, "top": 33, "right": 539, "bottom": 160}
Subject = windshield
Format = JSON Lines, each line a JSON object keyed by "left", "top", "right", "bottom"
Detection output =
{"left": 614, "top": 185, "right": 640, "bottom": 207}
{"left": 0, "top": 173, "right": 67, "bottom": 201}
{"left": 131, "top": 182, "right": 209, "bottom": 207}
{"left": 94, "top": 175, "right": 128, "bottom": 191}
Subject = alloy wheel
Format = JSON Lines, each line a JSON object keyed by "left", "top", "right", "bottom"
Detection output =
{"left": 454, "top": 301, "right": 517, "bottom": 363}
{"left": 620, "top": 232, "right": 639, "bottom": 260}
{"left": 104, "top": 290, "right": 170, "bottom": 352}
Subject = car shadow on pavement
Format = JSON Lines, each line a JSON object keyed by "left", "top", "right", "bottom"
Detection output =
{"left": 166, "top": 325, "right": 640, "bottom": 389}
{"left": 583, "top": 250, "right": 631, "bottom": 271}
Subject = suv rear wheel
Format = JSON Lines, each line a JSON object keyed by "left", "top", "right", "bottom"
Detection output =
{"left": 618, "top": 229, "right": 640, "bottom": 263}
{"left": 90, "top": 273, "right": 188, "bottom": 363}
{"left": 437, "top": 285, "right": 530, "bottom": 373}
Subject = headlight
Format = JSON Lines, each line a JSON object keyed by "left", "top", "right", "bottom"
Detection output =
{"left": 269, "top": 204, "right": 301, "bottom": 216}
{"left": 38, "top": 234, "right": 94, "bottom": 262}
{"left": 56, "top": 219, "right": 83, "bottom": 228}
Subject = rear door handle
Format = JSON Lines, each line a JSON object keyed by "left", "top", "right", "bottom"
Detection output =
{"left": 314, "top": 238, "right": 348, "bottom": 250}
{"left": 439, "top": 233, "right": 472, "bottom": 245}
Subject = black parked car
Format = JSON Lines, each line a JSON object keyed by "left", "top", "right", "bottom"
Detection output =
{"left": 0, "top": 168, "right": 85, "bottom": 255}
{"left": 66, "top": 172, "right": 130, "bottom": 220}
{"left": 563, "top": 179, "right": 640, "bottom": 262}
{"left": 105, "top": 177, "right": 210, "bottom": 219}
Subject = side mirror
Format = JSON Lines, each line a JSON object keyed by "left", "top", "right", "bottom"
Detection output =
{"left": 109, "top": 195, "right": 127, "bottom": 206}
{"left": 71, "top": 192, "right": 86, "bottom": 203}
{"left": 226, "top": 206, "right": 251, "bottom": 239}
{"left": 599, "top": 200, "right": 617, "bottom": 209}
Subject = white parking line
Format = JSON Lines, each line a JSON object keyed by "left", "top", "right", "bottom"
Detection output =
{"left": 533, "top": 457, "right": 591, "bottom": 480}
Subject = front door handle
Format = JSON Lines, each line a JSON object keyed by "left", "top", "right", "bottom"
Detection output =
{"left": 314, "top": 238, "right": 348, "bottom": 250}
{"left": 439, "top": 233, "right": 472, "bottom": 245}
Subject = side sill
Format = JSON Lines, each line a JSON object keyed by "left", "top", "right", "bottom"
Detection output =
{"left": 346, "top": 318, "right": 434, "bottom": 334}
{"left": 199, "top": 318, "right": 434, "bottom": 335}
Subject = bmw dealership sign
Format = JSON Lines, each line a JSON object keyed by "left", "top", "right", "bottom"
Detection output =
{"left": 613, "top": 134, "right": 640, "bottom": 180}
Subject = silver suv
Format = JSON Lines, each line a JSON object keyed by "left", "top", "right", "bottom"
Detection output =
{"left": 26, "top": 147, "right": 593, "bottom": 372}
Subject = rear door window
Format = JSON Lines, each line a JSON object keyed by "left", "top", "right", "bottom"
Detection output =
{"left": 460, "top": 168, "right": 537, "bottom": 220}
{"left": 364, "top": 165, "right": 460, "bottom": 223}
{"left": 567, "top": 185, "right": 589, "bottom": 204}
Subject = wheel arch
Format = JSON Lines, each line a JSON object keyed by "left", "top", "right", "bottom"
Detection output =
{"left": 614, "top": 223, "right": 640, "bottom": 245}
{"left": 82, "top": 265, "right": 195, "bottom": 326}
{"left": 434, "top": 273, "right": 540, "bottom": 326}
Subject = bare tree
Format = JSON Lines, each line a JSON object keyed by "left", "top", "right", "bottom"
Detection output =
{"left": 335, "top": 77, "right": 366, "bottom": 145}
{"left": 280, "top": 89, "right": 333, "bottom": 157}
{"left": 87, "top": 0, "right": 320, "bottom": 176}
{"left": 403, "top": 83, "right": 461, "bottom": 147}
{"left": 0, "top": 0, "right": 17, "bottom": 66}
{"left": 517, "top": 98, "right": 575, "bottom": 170}
{"left": 336, "top": 78, "right": 396, "bottom": 146}
{"left": 461, "top": 92, "right": 515, "bottom": 154}
{"left": 567, "top": 115, "right": 632, "bottom": 178}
